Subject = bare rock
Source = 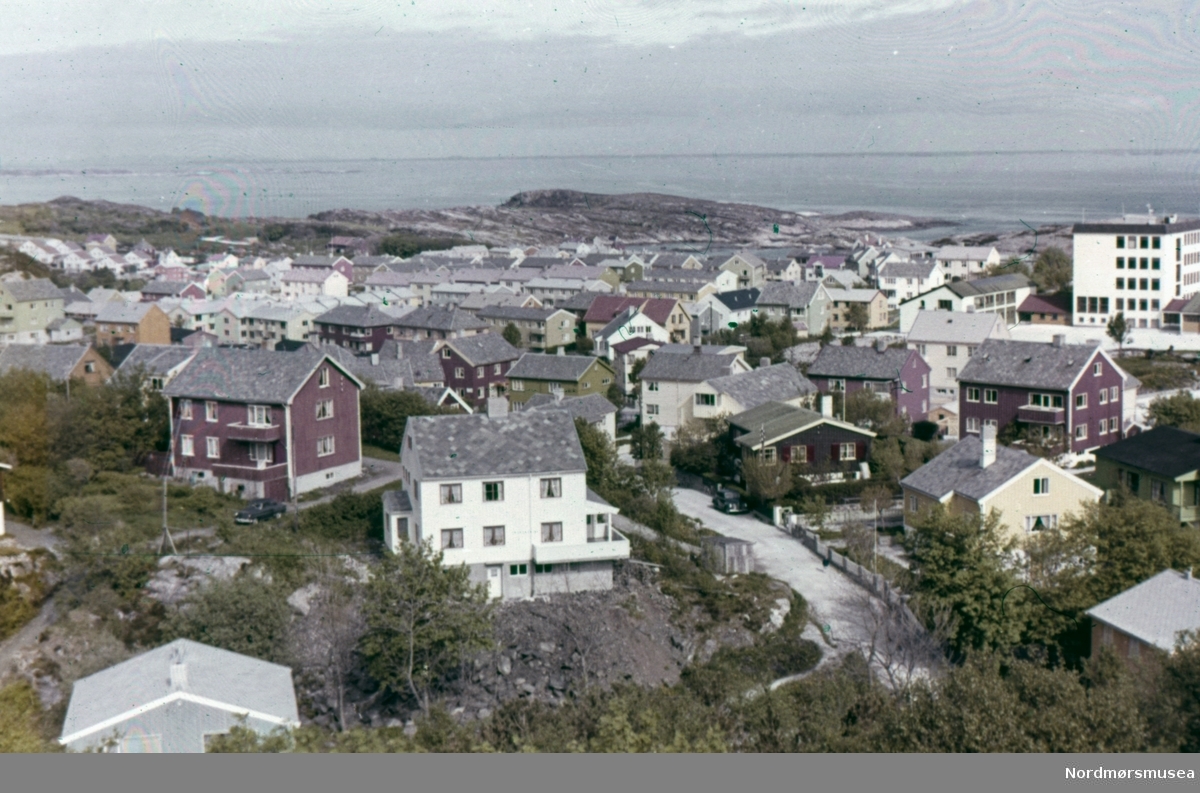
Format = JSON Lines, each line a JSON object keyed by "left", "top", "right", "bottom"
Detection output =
{"left": 287, "top": 583, "right": 322, "bottom": 616}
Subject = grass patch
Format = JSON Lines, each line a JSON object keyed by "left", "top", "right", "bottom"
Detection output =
{"left": 1113, "top": 355, "right": 1197, "bottom": 391}
{"left": 362, "top": 444, "right": 401, "bottom": 463}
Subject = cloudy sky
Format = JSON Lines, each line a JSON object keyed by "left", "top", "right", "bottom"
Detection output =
{"left": 0, "top": 1, "right": 1196, "bottom": 169}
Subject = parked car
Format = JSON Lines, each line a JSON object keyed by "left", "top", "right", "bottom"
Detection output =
{"left": 234, "top": 499, "right": 287, "bottom": 524}
{"left": 712, "top": 488, "right": 749, "bottom": 514}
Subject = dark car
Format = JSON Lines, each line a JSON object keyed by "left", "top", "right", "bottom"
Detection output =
{"left": 712, "top": 488, "right": 749, "bottom": 514}
{"left": 234, "top": 499, "right": 287, "bottom": 524}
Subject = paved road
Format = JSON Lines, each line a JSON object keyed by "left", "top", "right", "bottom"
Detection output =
{"left": 671, "top": 487, "right": 875, "bottom": 660}
{"left": 296, "top": 458, "right": 404, "bottom": 510}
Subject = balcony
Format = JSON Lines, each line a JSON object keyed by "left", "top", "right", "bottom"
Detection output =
{"left": 226, "top": 423, "right": 284, "bottom": 442}
{"left": 533, "top": 529, "right": 630, "bottom": 564}
{"left": 210, "top": 462, "right": 288, "bottom": 482}
{"left": 1017, "top": 405, "right": 1065, "bottom": 425}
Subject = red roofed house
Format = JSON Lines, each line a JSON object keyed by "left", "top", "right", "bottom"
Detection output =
{"left": 1018, "top": 293, "right": 1072, "bottom": 325}
{"left": 582, "top": 296, "right": 691, "bottom": 342}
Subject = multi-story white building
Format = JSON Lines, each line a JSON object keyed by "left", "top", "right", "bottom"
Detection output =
{"left": 1071, "top": 214, "right": 1200, "bottom": 329}
{"left": 906, "top": 310, "right": 1010, "bottom": 406}
{"left": 384, "top": 407, "right": 629, "bottom": 601}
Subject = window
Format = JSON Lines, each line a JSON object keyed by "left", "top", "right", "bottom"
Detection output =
{"left": 647, "top": 382, "right": 659, "bottom": 391}
{"left": 1029, "top": 393, "right": 1064, "bottom": 408}
{"left": 540, "top": 522, "right": 563, "bottom": 542}
{"left": 761, "top": 447, "right": 777, "bottom": 462}
{"left": 509, "top": 563, "right": 528, "bottom": 576}
{"left": 1116, "top": 298, "right": 1124, "bottom": 310}
{"left": 1152, "top": 279, "right": 1161, "bottom": 291}
{"left": 966, "top": 387, "right": 981, "bottom": 402}
{"left": 441, "top": 529, "right": 464, "bottom": 549}
{"left": 205, "top": 401, "right": 218, "bottom": 422}
{"left": 249, "top": 443, "right": 273, "bottom": 463}
{"left": 1025, "top": 514, "right": 1058, "bottom": 532}
{"left": 945, "top": 345, "right": 957, "bottom": 357}
{"left": 829, "top": 379, "right": 845, "bottom": 392}
{"left": 540, "top": 478, "right": 562, "bottom": 498}
{"left": 317, "top": 435, "right": 335, "bottom": 456}
{"left": 1140, "top": 278, "right": 1148, "bottom": 290}
{"left": 922, "top": 373, "right": 928, "bottom": 388}
{"left": 791, "top": 445, "right": 808, "bottom": 464}
{"left": 1116, "top": 236, "right": 1125, "bottom": 249}
{"left": 965, "top": 417, "right": 980, "bottom": 433}
{"left": 917, "top": 344, "right": 927, "bottom": 356}
{"left": 483, "top": 526, "right": 505, "bottom": 546}
{"left": 511, "top": 380, "right": 524, "bottom": 391}
{"left": 1140, "top": 236, "right": 1149, "bottom": 249}
{"left": 1153, "top": 236, "right": 1162, "bottom": 249}
{"left": 316, "top": 399, "right": 333, "bottom": 420}
{"left": 587, "top": 513, "right": 609, "bottom": 542}
{"left": 1110, "top": 385, "right": 1119, "bottom": 401}
{"left": 1075, "top": 393, "right": 1087, "bottom": 408}
{"left": 646, "top": 404, "right": 659, "bottom": 415}
{"left": 454, "top": 367, "right": 464, "bottom": 379}
{"left": 984, "top": 389, "right": 998, "bottom": 404}
{"left": 1093, "top": 362, "right": 1102, "bottom": 376}
{"left": 984, "top": 419, "right": 998, "bottom": 429}
{"left": 493, "top": 364, "right": 502, "bottom": 375}
{"left": 319, "top": 367, "right": 330, "bottom": 387}
{"left": 945, "top": 367, "right": 957, "bottom": 380}
{"left": 441, "top": 348, "right": 451, "bottom": 358}
{"left": 247, "top": 404, "right": 272, "bottom": 426}
{"left": 1098, "top": 419, "right": 1108, "bottom": 435}
{"left": 1151, "top": 480, "right": 1167, "bottom": 503}
{"left": 909, "top": 495, "right": 918, "bottom": 512}
{"left": 180, "top": 399, "right": 193, "bottom": 420}
{"left": 1109, "top": 417, "right": 1119, "bottom": 432}
{"left": 484, "top": 481, "right": 504, "bottom": 501}
{"left": 695, "top": 393, "right": 716, "bottom": 406}
{"left": 1074, "top": 424, "right": 1087, "bottom": 440}
{"left": 839, "top": 443, "right": 857, "bottom": 461}
{"left": 1033, "top": 477, "right": 1049, "bottom": 495}
{"left": 206, "top": 436, "right": 220, "bottom": 459}
{"left": 181, "top": 435, "right": 194, "bottom": 457}
{"left": 440, "top": 484, "right": 463, "bottom": 504}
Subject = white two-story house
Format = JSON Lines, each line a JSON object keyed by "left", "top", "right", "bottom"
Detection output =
{"left": 384, "top": 406, "right": 629, "bottom": 600}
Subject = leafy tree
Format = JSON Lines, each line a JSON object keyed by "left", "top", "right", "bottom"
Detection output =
{"left": 605, "top": 382, "right": 625, "bottom": 409}
{"left": 501, "top": 322, "right": 522, "bottom": 348}
{"left": 843, "top": 389, "right": 906, "bottom": 437}
{"left": 869, "top": 437, "right": 906, "bottom": 484}
{"left": 1148, "top": 391, "right": 1200, "bottom": 432}
{"left": 629, "top": 421, "right": 664, "bottom": 461}
{"left": 846, "top": 302, "right": 870, "bottom": 333}
{"left": 574, "top": 416, "right": 619, "bottom": 496}
{"left": 817, "top": 324, "right": 835, "bottom": 347}
{"left": 742, "top": 455, "right": 792, "bottom": 502}
{"left": 986, "top": 255, "right": 1032, "bottom": 279}
{"left": 1107, "top": 312, "right": 1132, "bottom": 356}
{"left": 377, "top": 234, "right": 462, "bottom": 258}
{"left": 574, "top": 334, "right": 595, "bottom": 354}
{"left": 1156, "top": 634, "right": 1200, "bottom": 751}
{"left": 1032, "top": 246, "right": 1072, "bottom": 294}
{"left": 359, "top": 540, "right": 494, "bottom": 712}
{"left": 669, "top": 418, "right": 724, "bottom": 476}
{"left": 162, "top": 575, "right": 293, "bottom": 664}
{"left": 359, "top": 386, "right": 449, "bottom": 451}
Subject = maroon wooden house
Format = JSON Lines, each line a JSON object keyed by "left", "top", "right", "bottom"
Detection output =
{"left": 436, "top": 332, "right": 522, "bottom": 407}
{"left": 164, "top": 347, "right": 364, "bottom": 501}
{"left": 956, "top": 335, "right": 1131, "bottom": 454}
{"left": 727, "top": 400, "right": 876, "bottom": 472}
{"left": 314, "top": 304, "right": 400, "bottom": 353}
{"left": 806, "top": 339, "right": 931, "bottom": 420}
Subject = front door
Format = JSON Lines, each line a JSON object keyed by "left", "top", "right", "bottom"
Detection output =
{"left": 486, "top": 565, "right": 502, "bottom": 600}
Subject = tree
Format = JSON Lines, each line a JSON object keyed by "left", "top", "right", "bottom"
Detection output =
{"left": 857, "top": 484, "right": 893, "bottom": 572}
{"left": 1032, "top": 246, "right": 1072, "bottom": 294}
{"left": 629, "top": 421, "right": 664, "bottom": 461}
{"left": 669, "top": 417, "right": 724, "bottom": 476}
{"left": 1148, "top": 391, "right": 1200, "bottom": 432}
{"left": 843, "top": 388, "right": 906, "bottom": 437}
{"left": 605, "top": 382, "right": 625, "bottom": 409}
{"left": 818, "top": 324, "right": 835, "bottom": 347}
{"left": 869, "top": 437, "right": 906, "bottom": 484}
{"left": 574, "top": 416, "right": 618, "bottom": 496}
{"left": 501, "top": 322, "right": 522, "bottom": 348}
{"left": 290, "top": 564, "right": 367, "bottom": 732}
{"left": 1107, "top": 312, "right": 1132, "bottom": 356}
{"left": 359, "top": 386, "right": 448, "bottom": 451}
{"left": 742, "top": 455, "right": 792, "bottom": 502}
{"left": 986, "top": 255, "right": 1031, "bottom": 279}
{"left": 162, "top": 575, "right": 294, "bottom": 664}
{"left": 846, "top": 302, "right": 870, "bottom": 333}
{"left": 359, "top": 540, "right": 494, "bottom": 713}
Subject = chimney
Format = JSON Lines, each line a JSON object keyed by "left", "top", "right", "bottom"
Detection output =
{"left": 759, "top": 357, "right": 770, "bottom": 368}
{"left": 486, "top": 396, "right": 508, "bottom": 418}
{"left": 396, "top": 342, "right": 403, "bottom": 360}
{"left": 370, "top": 353, "right": 379, "bottom": 366}
{"left": 557, "top": 347, "right": 565, "bottom": 356}
{"left": 820, "top": 393, "right": 833, "bottom": 418}
{"left": 1052, "top": 334, "right": 1066, "bottom": 347}
{"left": 875, "top": 337, "right": 887, "bottom": 353}
{"left": 980, "top": 424, "right": 997, "bottom": 469}
{"left": 169, "top": 663, "right": 188, "bottom": 691}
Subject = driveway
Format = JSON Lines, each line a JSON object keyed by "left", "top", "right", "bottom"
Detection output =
{"left": 671, "top": 487, "right": 876, "bottom": 661}
{"left": 296, "top": 458, "right": 404, "bottom": 510}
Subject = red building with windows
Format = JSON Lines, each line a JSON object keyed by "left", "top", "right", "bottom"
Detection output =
{"left": 435, "top": 333, "right": 522, "bottom": 407}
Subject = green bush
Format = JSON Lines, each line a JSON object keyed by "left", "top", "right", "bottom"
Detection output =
{"left": 162, "top": 575, "right": 293, "bottom": 664}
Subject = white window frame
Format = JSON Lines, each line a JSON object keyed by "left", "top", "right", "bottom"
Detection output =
{"left": 483, "top": 481, "right": 504, "bottom": 502}
{"left": 1075, "top": 393, "right": 1087, "bottom": 409}
{"left": 440, "top": 483, "right": 463, "bottom": 504}
{"left": 181, "top": 435, "right": 194, "bottom": 457}
{"left": 540, "top": 522, "right": 563, "bottom": 542}
{"left": 1098, "top": 389, "right": 1108, "bottom": 405}
{"left": 1074, "top": 424, "right": 1088, "bottom": 440}
{"left": 839, "top": 442, "right": 857, "bottom": 461}
{"left": 966, "top": 387, "right": 980, "bottom": 403}
{"left": 829, "top": 379, "right": 845, "bottom": 392}
{"left": 318, "top": 367, "right": 330, "bottom": 388}
{"left": 984, "top": 389, "right": 998, "bottom": 404}
{"left": 206, "top": 436, "right": 220, "bottom": 459}
{"left": 540, "top": 478, "right": 562, "bottom": 499}
{"left": 965, "top": 417, "right": 980, "bottom": 433}
{"left": 316, "top": 399, "right": 334, "bottom": 420}
{"left": 1033, "top": 477, "right": 1050, "bottom": 495}
{"left": 441, "top": 528, "right": 464, "bottom": 549}
{"left": 647, "top": 382, "right": 659, "bottom": 392}
{"left": 205, "top": 400, "right": 219, "bottom": 422}
{"left": 483, "top": 526, "right": 505, "bottom": 546}
{"left": 180, "top": 399, "right": 193, "bottom": 420}
{"left": 317, "top": 435, "right": 335, "bottom": 457}
{"left": 247, "top": 404, "right": 271, "bottom": 427}
{"left": 646, "top": 404, "right": 659, "bottom": 415}
{"left": 1109, "top": 417, "right": 1119, "bottom": 432}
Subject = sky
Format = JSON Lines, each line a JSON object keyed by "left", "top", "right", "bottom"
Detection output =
{"left": 1, "top": 1, "right": 1198, "bottom": 169}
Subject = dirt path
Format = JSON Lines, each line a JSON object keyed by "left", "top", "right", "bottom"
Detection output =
{"left": 0, "top": 597, "right": 55, "bottom": 677}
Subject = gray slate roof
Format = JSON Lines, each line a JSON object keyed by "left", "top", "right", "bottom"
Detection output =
{"left": 1092, "top": 426, "right": 1200, "bottom": 479}
{"left": 945, "top": 273, "right": 1033, "bottom": 298}
{"left": 807, "top": 344, "right": 913, "bottom": 381}
{"left": 1086, "top": 569, "right": 1200, "bottom": 652}
{"left": 95, "top": 302, "right": 156, "bottom": 324}
{"left": 907, "top": 310, "right": 1005, "bottom": 343}
{"left": 729, "top": 401, "right": 873, "bottom": 447}
{"left": 476, "top": 305, "right": 558, "bottom": 322}
{"left": 506, "top": 352, "right": 602, "bottom": 382}
{"left": 408, "top": 409, "right": 586, "bottom": 478}
{"left": 957, "top": 338, "right": 1098, "bottom": 390}
{"left": 382, "top": 489, "right": 413, "bottom": 514}
{"left": 900, "top": 435, "right": 1039, "bottom": 501}
{"left": 3, "top": 277, "right": 65, "bottom": 302}
{"left": 756, "top": 281, "right": 821, "bottom": 309}
{"left": 0, "top": 344, "right": 91, "bottom": 381}
{"left": 315, "top": 304, "right": 398, "bottom": 328}
{"left": 706, "top": 364, "right": 816, "bottom": 409}
{"left": 113, "top": 344, "right": 198, "bottom": 377}
{"left": 640, "top": 350, "right": 742, "bottom": 382}
{"left": 526, "top": 392, "right": 618, "bottom": 423}
{"left": 715, "top": 288, "right": 761, "bottom": 311}
{"left": 444, "top": 333, "right": 521, "bottom": 366}
{"left": 393, "top": 307, "right": 488, "bottom": 332}
{"left": 61, "top": 638, "right": 299, "bottom": 744}
{"left": 163, "top": 347, "right": 361, "bottom": 403}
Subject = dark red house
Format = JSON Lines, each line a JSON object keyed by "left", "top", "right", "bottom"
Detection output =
{"left": 163, "top": 347, "right": 364, "bottom": 501}
{"left": 956, "top": 336, "right": 1130, "bottom": 454}
{"left": 806, "top": 339, "right": 932, "bottom": 420}
{"left": 728, "top": 400, "right": 876, "bottom": 472}
{"left": 436, "top": 332, "right": 522, "bottom": 407}
{"left": 314, "top": 304, "right": 400, "bottom": 352}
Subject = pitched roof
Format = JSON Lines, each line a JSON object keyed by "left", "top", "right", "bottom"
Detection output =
{"left": 113, "top": 344, "right": 198, "bottom": 377}
{"left": 3, "top": 277, "right": 65, "bottom": 302}
{"left": 706, "top": 363, "right": 817, "bottom": 408}
{"left": 900, "top": 435, "right": 1041, "bottom": 501}
{"left": 556, "top": 291, "right": 604, "bottom": 312}
{"left": 443, "top": 333, "right": 521, "bottom": 366}
{"left": 639, "top": 350, "right": 742, "bottom": 382}
{"left": 714, "top": 288, "right": 761, "bottom": 311}
{"left": 907, "top": 310, "right": 1006, "bottom": 344}
{"left": 957, "top": 338, "right": 1099, "bottom": 390}
{"left": 0, "top": 344, "right": 92, "bottom": 381}
{"left": 393, "top": 307, "right": 488, "bottom": 332}
{"left": 807, "top": 344, "right": 914, "bottom": 381}
{"left": 625, "top": 279, "right": 710, "bottom": 294}
{"left": 944, "top": 273, "right": 1033, "bottom": 298}
{"left": 476, "top": 305, "right": 558, "bottom": 322}
{"left": 1086, "top": 569, "right": 1200, "bottom": 652}
{"left": 826, "top": 288, "right": 884, "bottom": 303}
{"left": 612, "top": 337, "right": 663, "bottom": 355}
{"left": 314, "top": 304, "right": 398, "bottom": 328}
{"left": 730, "top": 402, "right": 874, "bottom": 448}
{"left": 61, "top": 638, "right": 299, "bottom": 745}
{"left": 408, "top": 409, "right": 586, "bottom": 478}
{"left": 526, "top": 392, "right": 618, "bottom": 423}
{"left": 756, "top": 281, "right": 820, "bottom": 309}
{"left": 878, "top": 260, "right": 938, "bottom": 279}
{"left": 506, "top": 353, "right": 603, "bottom": 382}
{"left": 1092, "top": 426, "right": 1200, "bottom": 478}
{"left": 163, "top": 347, "right": 361, "bottom": 403}
{"left": 281, "top": 269, "right": 340, "bottom": 283}
{"left": 140, "top": 280, "right": 193, "bottom": 296}
{"left": 582, "top": 296, "right": 648, "bottom": 324}
{"left": 1018, "top": 293, "right": 1072, "bottom": 314}
{"left": 382, "top": 489, "right": 413, "bottom": 514}
{"left": 934, "top": 245, "right": 998, "bottom": 261}
{"left": 320, "top": 344, "right": 441, "bottom": 389}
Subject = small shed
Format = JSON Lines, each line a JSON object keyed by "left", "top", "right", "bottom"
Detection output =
{"left": 701, "top": 535, "right": 754, "bottom": 575}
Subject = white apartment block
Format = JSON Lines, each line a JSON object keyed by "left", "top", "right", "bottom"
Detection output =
{"left": 906, "top": 310, "right": 1010, "bottom": 407}
{"left": 385, "top": 408, "right": 629, "bottom": 601}
{"left": 1072, "top": 214, "right": 1200, "bottom": 329}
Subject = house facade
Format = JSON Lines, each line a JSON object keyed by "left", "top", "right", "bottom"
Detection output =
{"left": 729, "top": 400, "right": 875, "bottom": 473}
{"left": 877, "top": 259, "right": 945, "bottom": 307}
{"left": 932, "top": 246, "right": 1001, "bottom": 279}
{"left": 314, "top": 304, "right": 403, "bottom": 353}
{"left": 897, "top": 274, "right": 1034, "bottom": 333}
{"left": 637, "top": 347, "right": 751, "bottom": 438}
{"left": 906, "top": 310, "right": 1011, "bottom": 406}
{"left": 384, "top": 409, "right": 629, "bottom": 600}
{"left": 0, "top": 343, "right": 113, "bottom": 386}
{"left": 956, "top": 336, "right": 1129, "bottom": 455}
{"left": 94, "top": 302, "right": 172, "bottom": 347}
{"left": 1086, "top": 569, "right": 1200, "bottom": 661}
{"left": 0, "top": 278, "right": 65, "bottom": 345}
{"left": 506, "top": 353, "right": 617, "bottom": 407}
{"left": 1092, "top": 426, "right": 1200, "bottom": 525}
{"left": 476, "top": 306, "right": 576, "bottom": 352}
{"left": 754, "top": 281, "right": 831, "bottom": 334}
{"left": 164, "top": 348, "right": 363, "bottom": 500}
{"left": 825, "top": 288, "right": 889, "bottom": 331}
{"left": 806, "top": 341, "right": 931, "bottom": 419}
{"left": 437, "top": 333, "right": 522, "bottom": 407}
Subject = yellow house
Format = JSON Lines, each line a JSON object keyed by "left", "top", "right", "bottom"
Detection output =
{"left": 900, "top": 426, "right": 1102, "bottom": 545}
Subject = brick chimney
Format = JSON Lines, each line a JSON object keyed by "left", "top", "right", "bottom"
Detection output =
{"left": 980, "top": 424, "right": 997, "bottom": 469}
